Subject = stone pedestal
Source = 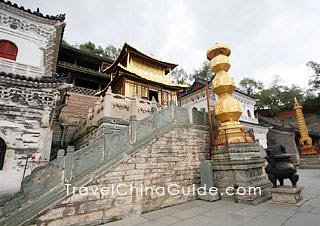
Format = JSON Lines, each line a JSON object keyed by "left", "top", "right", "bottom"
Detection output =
{"left": 211, "top": 142, "right": 271, "bottom": 205}
{"left": 270, "top": 186, "right": 303, "bottom": 205}
{"left": 299, "top": 154, "right": 320, "bottom": 169}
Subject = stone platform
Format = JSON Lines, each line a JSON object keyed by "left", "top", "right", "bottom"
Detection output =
{"left": 270, "top": 186, "right": 303, "bottom": 206}
{"left": 103, "top": 169, "right": 320, "bottom": 226}
{"left": 299, "top": 154, "right": 320, "bottom": 169}
{"left": 211, "top": 142, "right": 271, "bottom": 204}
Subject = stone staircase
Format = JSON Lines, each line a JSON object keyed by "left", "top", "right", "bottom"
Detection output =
{"left": 0, "top": 104, "right": 209, "bottom": 226}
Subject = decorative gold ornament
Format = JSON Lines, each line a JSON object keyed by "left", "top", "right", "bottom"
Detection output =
{"left": 207, "top": 43, "right": 253, "bottom": 145}
{"left": 293, "top": 97, "right": 317, "bottom": 155}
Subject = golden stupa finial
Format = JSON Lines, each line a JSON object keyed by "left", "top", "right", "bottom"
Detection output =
{"left": 293, "top": 97, "right": 317, "bottom": 155}
{"left": 207, "top": 42, "right": 253, "bottom": 145}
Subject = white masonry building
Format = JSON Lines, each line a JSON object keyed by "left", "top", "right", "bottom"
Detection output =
{"left": 180, "top": 78, "right": 269, "bottom": 148}
{"left": 0, "top": 0, "right": 67, "bottom": 194}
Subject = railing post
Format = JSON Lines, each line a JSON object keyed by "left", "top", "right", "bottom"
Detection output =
{"left": 169, "top": 100, "right": 176, "bottom": 120}
{"left": 103, "top": 126, "right": 112, "bottom": 159}
{"left": 129, "top": 115, "right": 137, "bottom": 144}
{"left": 201, "top": 108, "right": 207, "bottom": 125}
{"left": 130, "top": 93, "right": 138, "bottom": 116}
{"left": 57, "top": 149, "right": 65, "bottom": 159}
{"left": 103, "top": 86, "right": 113, "bottom": 117}
{"left": 65, "top": 146, "right": 74, "bottom": 182}
{"left": 188, "top": 108, "right": 193, "bottom": 123}
{"left": 151, "top": 101, "right": 158, "bottom": 129}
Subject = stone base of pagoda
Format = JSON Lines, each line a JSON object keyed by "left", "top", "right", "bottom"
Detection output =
{"left": 211, "top": 142, "right": 271, "bottom": 205}
{"left": 299, "top": 154, "right": 320, "bottom": 169}
{"left": 215, "top": 125, "right": 254, "bottom": 146}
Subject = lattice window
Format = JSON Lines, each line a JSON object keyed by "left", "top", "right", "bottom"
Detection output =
{"left": 0, "top": 40, "right": 18, "bottom": 61}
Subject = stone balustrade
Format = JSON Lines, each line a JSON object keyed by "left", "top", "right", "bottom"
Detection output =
{"left": 0, "top": 58, "right": 44, "bottom": 78}
{"left": 74, "top": 87, "right": 163, "bottom": 137}
{"left": 240, "top": 115, "right": 259, "bottom": 124}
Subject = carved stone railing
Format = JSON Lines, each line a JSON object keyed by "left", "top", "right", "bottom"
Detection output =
{"left": 0, "top": 58, "right": 44, "bottom": 78}
{"left": 240, "top": 115, "right": 259, "bottom": 124}
{"left": 74, "top": 87, "right": 164, "bottom": 137}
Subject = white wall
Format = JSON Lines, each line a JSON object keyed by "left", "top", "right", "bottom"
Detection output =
{"left": 0, "top": 31, "right": 45, "bottom": 68}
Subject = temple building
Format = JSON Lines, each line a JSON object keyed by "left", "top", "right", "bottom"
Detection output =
{"left": 103, "top": 43, "right": 188, "bottom": 104}
{"left": 0, "top": 0, "right": 67, "bottom": 193}
{"left": 51, "top": 44, "right": 113, "bottom": 154}
{"left": 180, "top": 77, "right": 269, "bottom": 148}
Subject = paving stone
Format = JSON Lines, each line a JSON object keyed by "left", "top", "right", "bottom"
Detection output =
{"left": 175, "top": 200, "right": 204, "bottom": 210}
{"left": 170, "top": 214, "right": 214, "bottom": 226}
{"left": 171, "top": 207, "right": 207, "bottom": 220}
{"left": 242, "top": 213, "right": 290, "bottom": 226}
{"left": 197, "top": 200, "right": 230, "bottom": 209}
{"left": 142, "top": 206, "right": 182, "bottom": 220}
{"left": 297, "top": 205, "right": 313, "bottom": 213}
{"left": 310, "top": 207, "right": 320, "bottom": 214}
{"left": 137, "top": 216, "right": 181, "bottom": 226}
{"left": 303, "top": 198, "right": 320, "bottom": 208}
{"left": 105, "top": 215, "right": 148, "bottom": 226}
{"left": 265, "top": 204, "right": 298, "bottom": 217}
{"left": 283, "top": 212, "right": 320, "bottom": 226}
{"left": 211, "top": 213, "right": 252, "bottom": 226}
{"left": 234, "top": 205, "right": 269, "bottom": 218}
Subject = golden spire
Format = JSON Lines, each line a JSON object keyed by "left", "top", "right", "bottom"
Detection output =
{"left": 293, "top": 97, "right": 317, "bottom": 154}
{"left": 207, "top": 43, "right": 253, "bottom": 145}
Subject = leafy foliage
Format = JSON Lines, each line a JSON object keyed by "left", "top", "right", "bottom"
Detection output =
{"left": 171, "top": 67, "right": 189, "bottom": 84}
{"left": 306, "top": 61, "right": 320, "bottom": 93}
{"left": 77, "top": 41, "right": 121, "bottom": 60}
{"left": 190, "top": 61, "right": 214, "bottom": 81}
{"left": 239, "top": 77, "right": 264, "bottom": 96}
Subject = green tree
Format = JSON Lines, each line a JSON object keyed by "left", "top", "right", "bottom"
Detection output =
{"left": 255, "top": 76, "right": 304, "bottom": 114}
{"left": 306, "top": 61, "right": 320, "bottom": 92}
{"left": 281, "top": 85, "right": 304, "bottom": 108}
{"left": 190, "top": 61, "right": 213, "bottom": 81}
{"left": 105, "top": 44, "right": 121, "bottom": 60}
{"left": 171, "top": 67, "right": 189, "bottom": 84}
{"left": 239, "top": 77, "right": 264, "bottom": 96}
{"left": 77, "top": 41, "right": 120, "bottom": 59}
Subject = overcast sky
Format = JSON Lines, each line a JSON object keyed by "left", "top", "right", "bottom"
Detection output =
{"left": 12, "top": 0, "right": 320, "bottom": 88}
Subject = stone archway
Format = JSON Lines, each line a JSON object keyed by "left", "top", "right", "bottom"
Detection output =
{"left": 0, "top": 138, "right": 6, "bottom": 170}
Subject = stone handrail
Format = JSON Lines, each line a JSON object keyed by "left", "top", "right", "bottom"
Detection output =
{"left": 74, "top": 87, "right": 163, "bottom": 137}
{"left": 0, "top": 104, "right": 208, "bottom": 226}
{"left": 0, "top": 58, "right": 44, "bottom": 78}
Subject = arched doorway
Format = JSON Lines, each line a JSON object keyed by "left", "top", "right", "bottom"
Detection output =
{"left": 0, "top": 138, "right": 6, "bottom": 170}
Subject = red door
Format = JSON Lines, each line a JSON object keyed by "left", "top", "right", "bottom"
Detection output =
{"left": 0, "top": 40, "right": 18, "bottom": 61}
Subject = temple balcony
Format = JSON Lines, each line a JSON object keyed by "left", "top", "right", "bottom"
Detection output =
{"left": 0, "top": 58, "right": 44, "bottom": 78}
{"left": 240, "top": 115, "right": 259, "bottom": 124}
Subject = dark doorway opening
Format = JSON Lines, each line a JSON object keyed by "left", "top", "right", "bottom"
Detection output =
{"left": 0, "top": 138, "right": 6, "bottom": 170}
{"left": 149, "top": 90, "right": 158, "bottom": 102}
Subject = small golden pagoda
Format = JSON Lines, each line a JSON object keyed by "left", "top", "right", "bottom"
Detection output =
{"left": 293, "top": 97, "right": 317, "bottom": 154}
{"left": 207, "top": 43, "right": 253, "bottom": 145}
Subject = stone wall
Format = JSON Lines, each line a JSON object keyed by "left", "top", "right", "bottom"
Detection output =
{"left": 60, "top": 91, "right": 98, "bottom": 119}
{"left": 36, "top": 125, "right": 210, "bottom": 226}
{"left": 0, "top": 83, "right": 59, "bottom": 194}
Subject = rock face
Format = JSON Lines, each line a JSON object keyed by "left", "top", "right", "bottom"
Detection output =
{"left": 0, "top": 105, "right": 211, "bottom": 226}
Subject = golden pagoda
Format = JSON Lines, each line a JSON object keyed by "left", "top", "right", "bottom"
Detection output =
{"left": 207, "top": 43, "right": 253, "bottom": 145}
{"left": 293, "top": 97, "right": 317, "bottom": 154}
